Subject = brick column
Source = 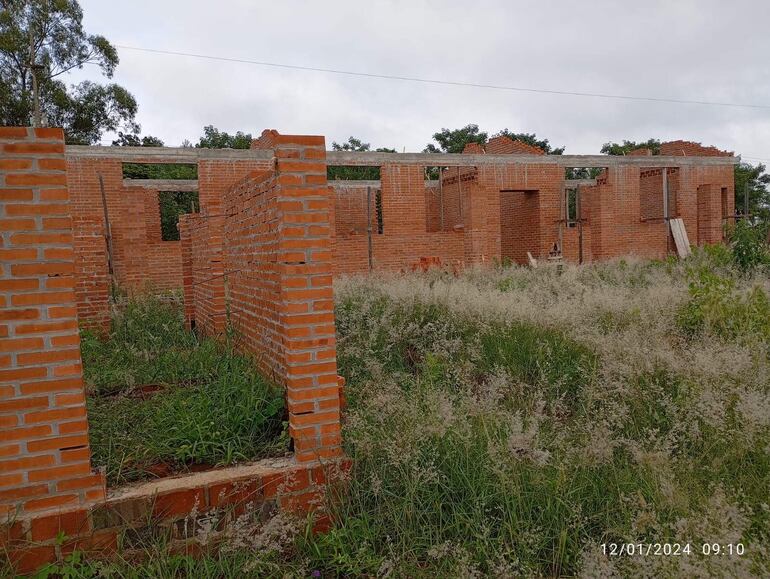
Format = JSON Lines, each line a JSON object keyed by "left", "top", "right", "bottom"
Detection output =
{"left": 271, "top": 135, "right": 341, "bottom": 462}
{"left": 0, "top": 127, "right": 105, "bottom": 519}
{"left": 178, "top": 214, "right": 194, "bottom": 329}
{"left": 697, "top": 184, "right": 723, "bottom": 245}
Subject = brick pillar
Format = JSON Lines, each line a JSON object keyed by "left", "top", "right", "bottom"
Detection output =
{"left": 178, "top": 214, "right": 194, "bottom": 329}
{"left": 697, "top": 184, "right": 723, "bottom": 245}
{"left": 271, "top": 135, "right": 341, "bottom": 462}
{"left": 0, "top": 127, "right": 105, "bottom": 519}
{"left": 470, "top": 166, "right": 508, "bottom": 265}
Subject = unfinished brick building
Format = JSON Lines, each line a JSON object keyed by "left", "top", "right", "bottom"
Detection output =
{"left": 1, "top": 128, "right": 345, "bottom": 573}
{"left": 1, "top": 125, "right": 737, "bottom": 572}
{"left": 61, "top": 133, "right": 736, "bottom": 331}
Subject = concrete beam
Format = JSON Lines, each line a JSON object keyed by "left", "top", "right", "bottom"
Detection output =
{"left": 65, "top": 145, "right": 739, "bottom": 167}
{"left": 123, "top": 179, "right": 199, "bottom": 191}
{"left": 66, "top": 145, "right": 273, "bottom": 162}
{"left": 329, "top": 179, "right": 440, "bottom": 189}
{"left": 328, "top": 180, "right": 381, "bottom": 189}
{"left": 565, "top": 179, "right": 597, "bottom": 188}
{"left": 326, "top": 151, "right": 739, "bottom": 167}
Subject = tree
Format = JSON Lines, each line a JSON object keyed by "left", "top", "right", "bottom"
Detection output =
{"left": 195, "top": 125, "right": 252, "bottom": 149}
{"left": 734, "top": 162, "right": 770, "bottom": 222}
{"left": 424, "top": 124, "right": 488, "bottom": 153}
{"left": 328, "top": 136, "right": 395, "bottom": 180}
{"left": 493, "top": 129, "right": 565, "bottom": 155}
{"left": 0, "top": 0, "right": 139, "bottom": 143}
{"left": 112, "top": 131, "right": 163, "bottom": 147}
{"left": 600, "top": 139, "right": 661, "bottom": 156}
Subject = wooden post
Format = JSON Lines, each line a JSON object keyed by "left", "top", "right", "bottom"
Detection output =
{"left": 98, "top": 173, "right": 116, "bottom": 279}
{"left": 439, "top": 167, "right": 444, "bottom": 231}
{"left": 662, "top": 168, "right": 669, "bottom": 221}
{"left": 576, "top": 186, "right": 584, "bottom": 265}
{"left": 366, "top": 186, "right": 373, "bottom": 271}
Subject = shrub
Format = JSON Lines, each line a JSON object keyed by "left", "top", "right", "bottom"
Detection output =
{"left": 727, "top": 219, "right": 770, "bottom": 272}
{"left": 677, "top": 267, "right": 770, "bottom": 341}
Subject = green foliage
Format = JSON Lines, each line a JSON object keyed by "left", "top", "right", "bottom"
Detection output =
{"left": 0, "top": 0, "right": 139, "bottom": 143}
{"left": 81, "top": 295, "right": 201, "bottom": 394}
{"left": 29, "top": 262, "right": 770, "bottom": 576}
{"left": 727, "top": 219, "right": 770, "bottom": 272}
{"left": 335, "top": 289, "right": 596, "bottom": 413}
{"left": 424, "top": 125, "right": 566, "bottom": 159}
{"left": 82, "top": 295, "right": 287, "bottom": 485}
{"left": 112, "top": 131, "right": 164, "bottom": 147}
{"left": 677, "top": 267, "right": 770, "bottom": 341}
{"left": 600, "top": 138, "right": 661, "bottom": 155}
{"left": 158, "top": 190, "right": 198, "bottom": 240}
{"left": 734, "top": 162, "right": 770, "bottom": 222}
{"left": 328, "top": 136, "right": 396, "bottom": 180}
{"left": 195, "top": 124, "right": 252, "bottom": 149}
{"left": 565, "top": 166, "right": 603, "bottom": 179}
{"left": 423, "top": 123, "right": 488, "bottom": 153}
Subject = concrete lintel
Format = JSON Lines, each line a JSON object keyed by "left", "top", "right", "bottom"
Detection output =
{"left": 326, "top": 151, "right": 740, "bottom": 168}
{"left": 329, "top": 179, "right": 440, "bottom": 189}
{"left": 123, "top": 179, "right": 199, "bottom": 191}
{"left": 328, "top": 180, "right": 381, "bottom": 189}
{"left": 66, "top": 145, "right": 273, "bottom": 162}
{"left": 565, "top": 179, "right": 597, "bottom": 188}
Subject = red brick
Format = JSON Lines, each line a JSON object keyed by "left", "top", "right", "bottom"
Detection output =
{"left": 152, "top": 488, "right": 206, "bottom": 518}
{"left": 0, "top": 187, "right": 33, "bottom": 199}
{"left": 28, "top": 462, "right": 92, "bottom": 482}
{"left": 30, "top": 509, "right": 90, "bottom": 542}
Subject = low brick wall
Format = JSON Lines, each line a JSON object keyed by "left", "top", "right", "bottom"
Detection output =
{"left": 2, "top": 456, "right": 350, "bottom": 574}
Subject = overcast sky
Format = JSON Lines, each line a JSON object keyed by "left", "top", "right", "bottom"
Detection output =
{"left": 72, "top": 0, "right": 770, "bottom": 160}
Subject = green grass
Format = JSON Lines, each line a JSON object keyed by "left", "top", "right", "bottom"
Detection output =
{"left": 82, "top": 295, "right": 288, "bottom": 486}
{"left": 9, "top": 251, "right": 769, "bottom": 578}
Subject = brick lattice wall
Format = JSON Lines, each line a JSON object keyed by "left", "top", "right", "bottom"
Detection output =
{"left": 0, "top": 127, "right": 105, "bottom": 520}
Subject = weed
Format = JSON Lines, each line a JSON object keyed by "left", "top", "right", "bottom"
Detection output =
{"left": 83, "top": 295, "right": 287, "bottom": 485}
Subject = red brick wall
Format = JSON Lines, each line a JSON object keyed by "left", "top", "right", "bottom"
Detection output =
{"left": 330, "top": 168, "right": 466, "bottom": 274}
{"left": 181, "top": 133, "right": 343, "bottom": 462}
{"left": 475, "top": 162, "right": 563, "bottom": 264}
{"left": 67, "top": 141, "right": 736, "bottom": 303}
{"left": 581, "top": 163, "right": 732, "bottom": 260}
{"left": 0, "top": 127, "right": 104, "bottom": 521}
{"left": 65, "top": 154, "right": 273, "bottom": 329}
{"left": 332, "top": 183, "right": 378, "bottom": 236}
{"left": 500, "top": 190, "right": 540, "bottom": 264}
{"left": 71, "top": 216, "right": 110, "bottom": 331}
{"left": 241, "top": 133, "right": 340, "bottom": 462}
{"left": 178, "top": 213, "right": 226, "bottom": 337}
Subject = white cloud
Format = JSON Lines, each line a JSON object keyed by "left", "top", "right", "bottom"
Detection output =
{"left": 72, "top": 0, "right": 770, "bottom": 159}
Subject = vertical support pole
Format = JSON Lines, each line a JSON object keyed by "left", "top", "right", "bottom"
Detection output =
{"left": 458, "top": 166, "right": 464, "bottom": 221}
{"left": 662, "top": 168, "right": 670, "bottom": 253}
{"left": 366, "top": 186, "right": 373, "bottom": 271}
{"left": 98, "top": 173, "right": 115, "bottom": 279}
{"left": 439, "top": 167, "right": 445, "bottom": 231}
{"left": 558, "top": 187, "right": 565, "bottom": 255}
{"left": 576, "top": 186, "right": 583, "bottom": 265}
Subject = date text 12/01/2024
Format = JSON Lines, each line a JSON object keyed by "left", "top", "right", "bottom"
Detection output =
{"left": 601, "top": 543, "right": 746, "bottom": 557}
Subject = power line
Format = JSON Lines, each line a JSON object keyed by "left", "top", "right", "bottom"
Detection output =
{"left": 115, "top": 44, "right": 770, "bottom": 111}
